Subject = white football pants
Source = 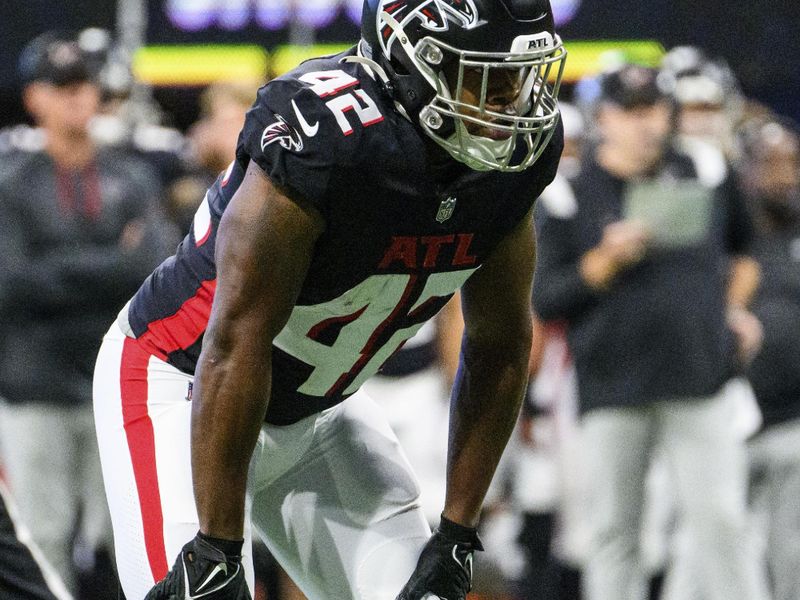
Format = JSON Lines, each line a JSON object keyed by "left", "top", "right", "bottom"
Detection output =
{"left": 93, "top": 321, "right": 431, "bottom": 600}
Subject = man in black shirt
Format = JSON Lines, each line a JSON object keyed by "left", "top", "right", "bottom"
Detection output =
{"left": 737, "top": 115, "right": 800, "bottom": 600}
{"left": 534, "top": 64, "right": 763, "bottom": 600}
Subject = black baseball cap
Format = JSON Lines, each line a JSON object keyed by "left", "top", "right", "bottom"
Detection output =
{"left": 599, "top": 64, "right": 671, "bottom": 109}
{"left": 19, "top": 32, "right": 95, "bottom": 86}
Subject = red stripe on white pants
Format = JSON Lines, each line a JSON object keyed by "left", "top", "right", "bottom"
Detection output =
{"left": 120, "top": 337, "right": 170, "bottom": 582}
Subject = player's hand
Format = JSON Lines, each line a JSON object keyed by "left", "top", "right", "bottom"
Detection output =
{"left": 144, "top": 532, "right": 251, "bottom": 600}
{"left": 395, "top": 516, "right": 483, "bottom": 600}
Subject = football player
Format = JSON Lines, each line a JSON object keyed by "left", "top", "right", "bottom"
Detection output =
{"left": 93, "top": 1, "right": 566, "bottom": 598}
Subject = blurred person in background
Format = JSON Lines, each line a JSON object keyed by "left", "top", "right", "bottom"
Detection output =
{"left": 533, "top": 63, "right": 765, "bottom": 600}
{"left": 0, "top": 31, "right": 173, "bottom": 596}
{"left": 509, "top": 102, "right": 588, "bottom": 600}
{"left": 735, "top": 115, "right": 800, "bottom": 600}
{"left": 655, "top": 47, "right": 766, "bottom": 600}
{"left": 191, "top": 80, "right": 266, "bottom": 180}
{"left": 166, "top": 79, "right": 265, "bottom": 232}
{"left": 83, "top": 26, "right": 191, "bottom": 203}
{"left": 516, "top": 100, "right": 666, "bottom": 600}
{"left": 661, "top": 46, "right": 744, "bottom": 159}
{"left": 653, "top": 47, "right": 760, "bottom": 600}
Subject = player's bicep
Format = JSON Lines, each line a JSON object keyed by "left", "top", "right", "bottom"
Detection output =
{"left": 206, "top": 161, "right": 324, "bottom": 352}
{"left": 460, "top": 207, "right": 536, "bottom": 350}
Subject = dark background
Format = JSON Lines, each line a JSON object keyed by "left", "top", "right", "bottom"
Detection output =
{"left": 1, "top": 0, "right": 798, "bottom": 129}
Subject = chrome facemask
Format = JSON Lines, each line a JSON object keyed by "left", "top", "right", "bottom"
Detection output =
{"left": 412, "top": 34, "right": 566, "bottom": 172}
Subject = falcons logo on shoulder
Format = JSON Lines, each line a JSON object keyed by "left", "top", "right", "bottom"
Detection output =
{"left": 261, "top": 115, "right": 304, "bottom": 153}
{"left": 378, "top": 0, "right": 483, "bottom": 50}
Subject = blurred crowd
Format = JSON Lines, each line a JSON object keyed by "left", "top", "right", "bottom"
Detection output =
{"left": 0, "top": 29, "right": 799, "bottom": 600}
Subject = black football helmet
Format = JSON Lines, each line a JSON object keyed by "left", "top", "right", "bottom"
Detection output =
{"left": 360, "top": 0, "right": 566, "bottom": 171}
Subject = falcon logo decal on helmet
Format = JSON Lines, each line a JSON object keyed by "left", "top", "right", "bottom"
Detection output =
{"left": 379, "top": 0, "right": 482, "bottom": 54}
{"left": 261, "top": 115, "right": 304, "bottom": 153}
{"left": 425, "top": 0, "right": 480, "bottom": 30}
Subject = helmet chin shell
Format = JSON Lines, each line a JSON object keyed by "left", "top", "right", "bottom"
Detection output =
{"left": 361, "top": 0, "right": 566, "bottom": 171}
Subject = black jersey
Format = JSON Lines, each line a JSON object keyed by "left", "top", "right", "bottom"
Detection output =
{"left": 127, "top": 47, "right": 562, "bottom": 424}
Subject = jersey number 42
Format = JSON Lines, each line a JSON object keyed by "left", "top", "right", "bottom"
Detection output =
{"left": 299, "top": 70, "right": 384, "bottom": 136}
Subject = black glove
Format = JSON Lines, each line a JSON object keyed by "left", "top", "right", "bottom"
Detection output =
{"left": 145, "top": 532, "right": 251, "bottom": 600}
{"left": 396, "top": 515, "right": 484, "bottom": 600}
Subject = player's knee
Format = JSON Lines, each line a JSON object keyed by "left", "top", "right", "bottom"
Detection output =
{"left": 355, "top": 534, "right": 429, "bottom": 600}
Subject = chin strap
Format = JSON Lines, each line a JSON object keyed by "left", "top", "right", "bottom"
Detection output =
{"left": 378, "top": 10, "right": 438, "bottom": 92}
{"left": 378, "top": 8, "right": 445, "bottom": 122}
{"left": 341, "top": 44, "right": 413, "bottom": 122}
{"left": 342, "top": 44, "right": 391, "bottom": 85}
{"left": 517, "top": 67, "right": 538, "bottom": 116}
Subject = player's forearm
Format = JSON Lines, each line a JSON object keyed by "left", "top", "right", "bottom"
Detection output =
{"left": 443, "top": 334, "right": 531, "bottom": 527}
{"left": 191, "top": 339, "right": 272, "bottom": 540}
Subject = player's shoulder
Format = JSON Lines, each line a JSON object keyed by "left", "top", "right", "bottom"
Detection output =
{"left": 238, "top": 48, "right": 401, "bottom": 211}
{"left": 265, "top": 47, "right": 381, "bottom": 106}
{"left": 248, "top": 48, "right": 393, "bottom": 162}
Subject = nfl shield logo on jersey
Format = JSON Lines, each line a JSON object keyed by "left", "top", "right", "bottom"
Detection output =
{"left": 436, "top": 196, "right": 457, "bottom": 223}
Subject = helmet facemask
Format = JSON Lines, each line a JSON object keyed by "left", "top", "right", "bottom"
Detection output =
{"left": 427, "top": 40, "right": 565, "bottom": 171}
{"left": 377, "top": 7, "right": 566, "bottom": 172}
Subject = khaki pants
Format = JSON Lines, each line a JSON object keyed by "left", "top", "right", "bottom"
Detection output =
{"left": 749, "top": 418, "right": 800, "bottom": 600}
{"left": 0, "top": 401, "right": 111, "bottom": 594}
{"left": 581, "top": 391, "right": 762, "bottom": 600}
